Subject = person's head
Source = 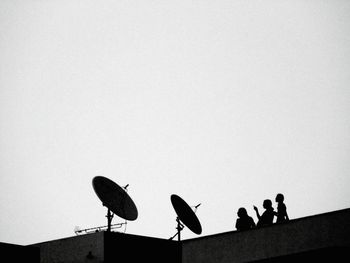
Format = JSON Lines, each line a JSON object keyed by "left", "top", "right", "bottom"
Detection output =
{"left": 275, "top": 193, "right": 284, "bottom": 203}
{"left": 237, "top": 207, "right": 248, "bottom": 218}
{"left": 263, "top": 199, "right": 272, "bottom": 209}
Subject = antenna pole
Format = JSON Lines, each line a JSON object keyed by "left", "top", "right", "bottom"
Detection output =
{"left": 106, "top": 208, "right": 113, "bottom": 232}
{"left": 168, "top": 217, "right": 184, "bottom": 241}
{"left": 176, "top": 217, "right": 182, "bottom": 241}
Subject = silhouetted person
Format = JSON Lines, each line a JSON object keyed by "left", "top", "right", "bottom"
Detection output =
{"left": 253, "top": 199, "right": 274, "bottom": 227}
{"left": 235, "top": 207, "right": 256, "bottom": 231}
{"left": 275, "top": 193, "right": 289, "bottom": 223}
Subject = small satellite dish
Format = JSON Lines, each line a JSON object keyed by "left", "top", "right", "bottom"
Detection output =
{"left": 170, "top": 194, "right": 202, "bottom": 240}
{"left": 92, "top": 176, "right": 138, "bottom": 232}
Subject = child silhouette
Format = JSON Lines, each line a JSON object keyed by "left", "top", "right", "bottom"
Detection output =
{"left": 253, "top": 199, "right": 274, "bottom": 227}
{"left": 235, "top": 207, "right": 255, "bottom": 231}
{"left": 275, "top": 193, "right": 289, "bottom": 223}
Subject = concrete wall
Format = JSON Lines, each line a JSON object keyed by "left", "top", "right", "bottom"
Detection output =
{"left": 32, "top": 232, "right": 104, "bottom": 263}
{"left": 28, "top": 208, "right": 350, "bottom": 263}
{"left": 0, "top": 242, "right": 40, "bottom": 262}
{"left": 182, "top": 208, "right": 350, "bottom": 263}
{"left": 105, "top": 232, "right": 181, "bottom": 263}
{"left": 32, "top": 231, "right": 180, "bottom": 263}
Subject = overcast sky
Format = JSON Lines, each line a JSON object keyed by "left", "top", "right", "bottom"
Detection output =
{"left": 1, "top": 0, "right": 350, "bottom": 245}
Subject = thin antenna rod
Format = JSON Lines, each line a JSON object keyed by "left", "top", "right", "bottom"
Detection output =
{"left": 74, "top": 223, "right": 125, "bottom": 235}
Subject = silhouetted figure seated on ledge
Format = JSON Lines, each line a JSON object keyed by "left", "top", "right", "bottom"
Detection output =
{"left": 275, "top": 193, "right": 289, "bottom": 223}
{"left": 254, "top": 199, "right": 274, "bottom": 227}
{"left": 235, "top": 207, "right": 256, "bottom": 231}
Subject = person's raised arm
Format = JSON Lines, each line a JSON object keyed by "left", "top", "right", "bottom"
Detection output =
{"left": 253, "top": 205, "right": 260, "bottom": 219}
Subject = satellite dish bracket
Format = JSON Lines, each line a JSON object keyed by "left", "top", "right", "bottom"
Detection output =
{"left": 106, "top": 208, "right": 114, "bottom": 232}
{"left": 169, "top": 217, "right": 184, "bottom": 241}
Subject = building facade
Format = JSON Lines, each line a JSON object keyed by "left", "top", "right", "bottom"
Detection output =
{"left": 2, "top": 208, "right": 349, "bottom": 262}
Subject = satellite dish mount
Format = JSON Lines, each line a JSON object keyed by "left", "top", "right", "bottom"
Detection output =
{"left": 105, "top": 207, "right": 114, "bottom": 232}
{"left": 170, "top": 217, "right": 184, "bottom": 241}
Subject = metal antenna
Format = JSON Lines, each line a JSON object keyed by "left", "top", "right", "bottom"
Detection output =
{"left": 74, "top": 222, "right": 126, "bottom": 235}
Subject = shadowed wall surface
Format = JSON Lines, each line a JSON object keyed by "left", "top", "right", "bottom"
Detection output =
{"left": 32, "top": 231, "right": 180, "bottom": 263}
{"left": 0, "top": 242, "right": 40, "bottom": 262}
{"left": 28, "top": 208, "right": 350, "bottom": 262}
{"left": 182, "top": 208, "right": 350, "bottom": 262}
{"left": 32, "top": 232, "right": 104, "bottom": 263}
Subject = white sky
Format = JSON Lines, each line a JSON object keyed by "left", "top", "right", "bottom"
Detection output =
{"left": 1, "top": 0, "right": 350, "bottom": 245}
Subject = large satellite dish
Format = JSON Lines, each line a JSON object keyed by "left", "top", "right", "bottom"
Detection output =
{"left": 92, "top": 176, "right": 138, "bottom": 231}
{"left": 170, "top": 194, "right": 202, "bottom": 240}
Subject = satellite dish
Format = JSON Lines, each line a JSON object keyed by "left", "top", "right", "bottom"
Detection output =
{"left": 92, "top": 176, "right": 138, "bottom": 221}
{"left": 92, "top": 176, "right": 138, "bottom": 231}
{"left": 170, "top": 194, "right": 202, "bottom": 240}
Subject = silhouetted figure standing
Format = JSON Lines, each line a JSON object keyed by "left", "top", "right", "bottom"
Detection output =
{"left": 275, "top": 193, "right": 289, "bottom": 223}
{"left": 235, "top": 207, "right": 256, "bottom": 231}
{"left": 253, "top": 199, "right": 274, "bottom": 227}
